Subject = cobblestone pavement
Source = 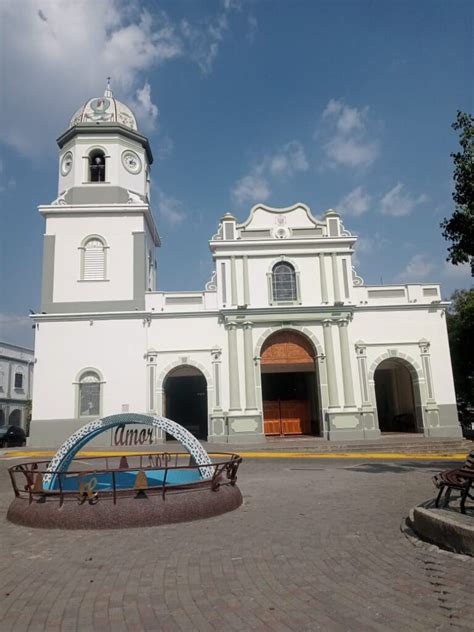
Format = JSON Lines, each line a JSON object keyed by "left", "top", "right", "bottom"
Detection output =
{"left": 0, "top": 456, "right": 472, "bottom": 631}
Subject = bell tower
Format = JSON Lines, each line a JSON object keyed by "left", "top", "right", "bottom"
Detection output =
{"left": 39, "top": 81, "right": 160, "bottom": 314}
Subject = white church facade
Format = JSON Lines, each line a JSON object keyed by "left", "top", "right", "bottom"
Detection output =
{"left": 29, "top": 86, "right": 461, "bottom": 447}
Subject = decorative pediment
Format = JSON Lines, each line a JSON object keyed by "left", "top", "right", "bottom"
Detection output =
{"left": 239, "top": 203, "right": 324, "bottom": 233}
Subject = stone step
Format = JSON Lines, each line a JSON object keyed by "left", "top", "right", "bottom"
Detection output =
{"left": 223, "top": 437, "right": 473, "bottom": 454}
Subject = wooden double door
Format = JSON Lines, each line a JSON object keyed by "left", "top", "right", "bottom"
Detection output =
{"left": 262, "top": 372, "right": 312, "bottom": 436}
{"left": 260, "top": 330, "right": 317, "bottom": 436}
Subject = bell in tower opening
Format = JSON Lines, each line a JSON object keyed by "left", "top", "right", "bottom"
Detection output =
{"left": 89, "top": 150, "right": 106, "bottom": 182}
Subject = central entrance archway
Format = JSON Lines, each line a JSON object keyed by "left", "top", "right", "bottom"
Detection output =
{"left": 260, "top": 330, "right": 320, "bottom": 436}
{"left": 374, "top": 358, "right": 419, "bottom": 433}
{"left": 164, "top": 366, "right": 208, "bottom": 440}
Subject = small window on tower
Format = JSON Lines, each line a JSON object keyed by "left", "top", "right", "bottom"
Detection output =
{"left": 81, "top": 236, "right": 107, "bottom": 280}
{"left": 89, "top": 149, "right": 106, "bottom": 182}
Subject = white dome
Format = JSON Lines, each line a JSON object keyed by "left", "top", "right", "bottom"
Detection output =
{"left": 69, "top": 81, "right": 138, "bottom": 131}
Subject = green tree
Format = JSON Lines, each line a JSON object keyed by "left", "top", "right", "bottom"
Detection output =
{"left": 441, "top": 111, "right": 474, "bottom": 275}
{"left": 447, "top": 289, "right": 474, "bottom": 409}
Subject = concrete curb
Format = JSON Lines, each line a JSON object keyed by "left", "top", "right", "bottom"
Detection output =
{"left": 408, "top": 501, "right": 474, "bottom": 557}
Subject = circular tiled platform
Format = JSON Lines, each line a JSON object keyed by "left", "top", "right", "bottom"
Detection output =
{"left": 7, "top": 482, "right": 243, "bottom": 529}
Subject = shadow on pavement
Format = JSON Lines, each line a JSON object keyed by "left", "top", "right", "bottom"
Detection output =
{"left": 344, "top": 461, "right": 461, "bottom": 474}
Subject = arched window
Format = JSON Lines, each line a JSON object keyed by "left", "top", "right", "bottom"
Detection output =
{"left": 78, "top": 371, "right": 102, "bottom": 417}
{"left": 88, "top": 149, "right": 106, "bottom": 182}
{"left": 272, "top": 262, "right": 297, "bottom": 301}
{"left": 81, "top": 236, "right": 106, "bottom": 280}
{"left": 14, "top": 368, "right": 24, "bottom": 389}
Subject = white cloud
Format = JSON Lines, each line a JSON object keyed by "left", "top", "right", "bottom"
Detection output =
{"left": 131, "top": 82, "right": 159, "bottom": 132}
{"left": 231, "top": 173, "right": 271, "bottom": 204}
{"left": 232, "top": 141, "right": 307, "bottom": 204}
{"left": 268, "top": 141, "right": 309, "bottom": 177}
{"left": 0, "top": 314, "right": 34, "bottom": 348}
{"left": 320, "top": 98, "right": 378, "bottom": 169}
{"left": 338, "top": 186, "right": 371, "bottom": 217}
{"left": 246, "top": 14, "right": 258, "bottom": 41}
{"left": 398, "top": 255, "right": 436, "bottom": 281}
{"left": 179, "top": 0, "right": 244, "bottom": 75}
{"left": 0, "top": 2, "right": 177, "bottom": 155}
{"left": 155, "top": 188, "right": 186, "bottom": 226}
{"left": 440, "top": 260, "right": 472, "bottom": 280}
{"left": 380, "top": 182, "right": 427, "bottom": 217}
{"left": 0, "top": 158, "right": 16, "bottom": 193}
{"left": 0, "top": 1, "right": 245, "bottom": 157}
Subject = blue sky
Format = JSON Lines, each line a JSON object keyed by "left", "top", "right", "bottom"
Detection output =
{"left": 0, "top": 0, "right": 472, "bottom": 347}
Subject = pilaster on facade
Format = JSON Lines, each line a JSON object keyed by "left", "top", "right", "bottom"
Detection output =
{"left": 226, "top": 321, "right": 241, "bottom": 411}
{"left": 318, "top": 253, "right": 329, "bottom": 304}
{"left": 322, "top": 319, "right": 340, "bottom": 408}
{"left": 242, "top": 322, "right": 258, "bottom": 411}
{"left": 337, "top": 318, "right": 356, "bottom": 409}
{"left": 418, "top": 339, "right": 436, "bottom": 404}
{"left": 331, "top": 253, "right": 342, "bottom": 304}
{"left": 230, "top": 257, "right": 238, "bottom": 306}
{"left": 242, "top": 256, "right": 250, "bottom": 306}
{"left": 145, "top": 350, "right": 158, "bottom": 414}
{"left": 354, "top": 341, "right": 371, "bottom": 408}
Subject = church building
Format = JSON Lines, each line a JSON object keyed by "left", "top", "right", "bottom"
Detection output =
{"left": 29, "top": 86, "right": 461, "bottom": 447}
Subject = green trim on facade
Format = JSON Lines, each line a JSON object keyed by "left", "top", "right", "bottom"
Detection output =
{"left": 40, "top": 232, "right": 146, "bottom": 314}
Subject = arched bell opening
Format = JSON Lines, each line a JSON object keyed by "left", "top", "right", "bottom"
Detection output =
{"left": 163, "top": 366, "right": 208, "bottom": 440}
{"left": 260, "top": 330, "right": 321, "bottom": 436}
{"left": 88, "top": 149, "right": 106, "bottom": 182}
{"left": 374, "top": 358, "right": 420, "bottom": 433}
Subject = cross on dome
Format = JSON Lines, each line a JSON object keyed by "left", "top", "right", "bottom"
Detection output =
{"left": 104, "top": 77, "right": 113, "bottom": 98}
{"left": 68, "top": 79, "right": 138, "bottom": 131}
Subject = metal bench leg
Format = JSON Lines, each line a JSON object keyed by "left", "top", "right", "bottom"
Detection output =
{"left": 435, "top": 486, "right": 444, "bottom": 508}
{"left": 460, "top": 481, "right": 473, "bottom": 515}
{"left": 444, "top": 487, "right": 452, "bottom": 507}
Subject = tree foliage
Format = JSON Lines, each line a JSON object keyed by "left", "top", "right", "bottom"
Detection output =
{"left": 447, "top": 289, "right": 474, "bottom": 408}
{"left": 441, "top": 111, "right": 474, "bottom": 275}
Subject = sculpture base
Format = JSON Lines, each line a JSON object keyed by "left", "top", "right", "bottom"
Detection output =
{"left": 7, "top": 483, "right": 243, "bottom": 530}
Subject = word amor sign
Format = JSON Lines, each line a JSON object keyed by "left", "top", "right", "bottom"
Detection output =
{"left": 112, "top": 425, "right": 158, "bottom": 447}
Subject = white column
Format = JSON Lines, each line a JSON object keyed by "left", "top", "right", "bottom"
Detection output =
{"left": 319, "top": 253, "right": 329, "bottom": 303}
{"left": 331, "top": 253, "right": 342, "bottom": 303}
{"left": 227, "top": 322, "right": 241, "bottom": 410}
{"left": 230, "top": 257, "right": 237, "bottom": 306}
{"left": 243, "top": 322, "right": 257, "bottom": 410}
{"left": 322, "top": 319, "right": 339, "bottom": 407}
{"left": 337, "top": 319, "right": 356, "bottom": 407}
{"left": 211, "top": 348, "right": 222, "bottom": 410}
{"left": 146, "top": 352, "right": 157, "bottom": 413}
{"left": 243, "top": 256, "right": 250, "bottom": 305}
{"left": 419, "top": 340, "right": 435, "bottom": 402}
{"left": 355, "top": 343, "right": 370, "bottom": 405}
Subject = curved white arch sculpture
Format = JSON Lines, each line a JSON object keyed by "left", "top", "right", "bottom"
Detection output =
{"left": 43, "top": 413, "right": 213, "bottom": 489}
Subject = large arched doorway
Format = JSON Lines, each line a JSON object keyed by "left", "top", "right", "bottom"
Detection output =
{"left": 164, "top": 366, "right": 208, "bottom": 440}
{"left": 374, "top": 359, "right": 419, "bottom": 433}
{"left": 9, "top": 409, "right": 22, "bottom": 428}
{"left": 0, "top": 409, "right": 5, "bottom": 426}
{"left": 261, "top": 330, "right": 320, "bottom": 436}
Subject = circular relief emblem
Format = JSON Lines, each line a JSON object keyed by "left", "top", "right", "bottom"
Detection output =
{"left": 271, "top": 226, "right": 291, "bottom": 239}
{"left": 122, "top": 150, "right": 142, "bottom": 174}
{"left": 61, "top": 151, "right": 73, "bottom": 176}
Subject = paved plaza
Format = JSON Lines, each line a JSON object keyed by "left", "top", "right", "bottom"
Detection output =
{"left": 0, "top": 453, "right": 473, "bottom": 631}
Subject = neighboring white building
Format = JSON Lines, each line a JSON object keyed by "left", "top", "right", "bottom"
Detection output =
{"left": 29, "top": 85, "right": 461, "bottom": 447}
{"left": 0, "top": 342, "right": 34, "bottom": 431}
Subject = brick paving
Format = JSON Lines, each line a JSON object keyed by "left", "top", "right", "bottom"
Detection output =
{"left": 0, "top": 455, "right": 473, "bottom": 631}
